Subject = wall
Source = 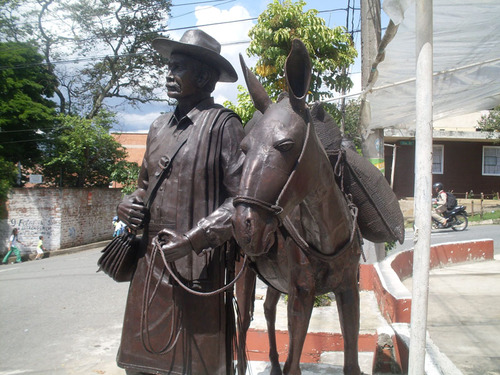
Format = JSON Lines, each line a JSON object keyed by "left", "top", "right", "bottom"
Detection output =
{"left": 385, "top": 141, "right": 500, "bottom": 198}
{"left": 0, "top": 188, "right": 123, "bottom": 254}
{"left": 111, "top": 132, "right": 147, "bottom": 165}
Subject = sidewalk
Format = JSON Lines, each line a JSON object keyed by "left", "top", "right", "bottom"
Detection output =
{"left": 403, "top": 255, "right": 500, "bottom": 375}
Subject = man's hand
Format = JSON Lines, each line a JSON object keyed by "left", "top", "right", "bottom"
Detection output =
{"left": 156, "top": 228, "right": 193, "bottom": 262}
{"left": 117, "top": 191, "right": 149, "bottom": 231}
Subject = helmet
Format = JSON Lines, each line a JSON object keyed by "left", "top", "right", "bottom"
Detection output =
{"left": 433, "top": 182, "right": 444, "bottom": 192}
{"left": 113, "top": 216, "right": 118, "bottom": 222}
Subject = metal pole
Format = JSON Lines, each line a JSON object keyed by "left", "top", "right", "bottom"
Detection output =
{"left": 384, "top": 143, "right": 397, "bottom": 189}
{"left": 408, "top": 1, "right": 433, "bottom": 374}
{"left": 360, "top": 0, "right": 385, "bottom": 263}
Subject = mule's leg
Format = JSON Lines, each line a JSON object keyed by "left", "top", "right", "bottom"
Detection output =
{"left": 335, "top": 265, "right": 361, "bottom": 375}
{"left": 264, "top": 286, "right": 282, "bottom": 375}
{"left": 283, "top": 248, "right": 315, "bottom": 375}
{"left": 235, "top": 261, "right": 256, "bottom": 375}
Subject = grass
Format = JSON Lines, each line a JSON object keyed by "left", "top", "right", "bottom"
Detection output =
{"left": 468, "top": 209, "right": 500, "bottom": 222}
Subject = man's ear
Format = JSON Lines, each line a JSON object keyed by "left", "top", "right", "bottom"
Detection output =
{"left": 196, "top": 69, "right": 211, "bottom": 89}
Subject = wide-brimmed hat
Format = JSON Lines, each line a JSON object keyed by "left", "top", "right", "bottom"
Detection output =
{"left": 152, "top": 29, "right": 238, "bottom": 83}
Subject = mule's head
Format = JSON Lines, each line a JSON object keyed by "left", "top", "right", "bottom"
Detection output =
{"left": 233, "top": 39, "right": 312, "bottom": 256}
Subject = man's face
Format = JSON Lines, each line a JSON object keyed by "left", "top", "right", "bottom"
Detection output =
{"left": 166, "top": 53, "right": 202, "bottom": 100}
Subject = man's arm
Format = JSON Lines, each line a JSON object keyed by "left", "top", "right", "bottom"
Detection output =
{"left": 160, "top": 115, "right": 244, "bottom": 259}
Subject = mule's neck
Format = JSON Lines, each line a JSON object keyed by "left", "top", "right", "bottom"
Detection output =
{"left": 300, "top": 154, "right": 353, "bottom": 256}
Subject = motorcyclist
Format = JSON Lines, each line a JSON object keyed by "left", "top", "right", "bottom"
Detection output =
{"left": 432, "top": 182, "right": 448, "bottom": 227}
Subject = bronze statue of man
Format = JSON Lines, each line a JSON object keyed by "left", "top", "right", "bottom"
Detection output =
{"left": 116, "top": 29, "right": 244, "bottom": 375}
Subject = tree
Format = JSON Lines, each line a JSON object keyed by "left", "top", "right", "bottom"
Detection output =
{"left": 110, "top": 160, "right": 141, "bottom": 195}
{"left": 224, "top": 85, "right": 260, "bottom": 125}
{"left": 39, "top": 112, "right": 129, "bottom": 187}
{"left": 247, "top": 0, "right": 357, "bottom": 102}
{"left": 0, "top": 41, "right": 58, "bottom": 169}
{"left": 324, "top": 99, "right": 362, "bottom": 150}
{"left": 477, "top": 106, "right": 500, "bottom": 139}
{"left": 0, "top": 151, "right": 17, "bottom": 201}
{"left": 225, "top": 0, "right": 358, "bottom": 127}
{"left": 1, "top": 0, "right": 172, "bottom": 118}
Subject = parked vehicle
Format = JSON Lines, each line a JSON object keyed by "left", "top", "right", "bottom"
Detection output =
{"left": 432, "top": 205, "right": 468, "bottom": 231}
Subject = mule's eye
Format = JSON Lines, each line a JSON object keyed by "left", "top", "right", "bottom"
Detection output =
{"left": 274, "top": 139, "right": 295, "bottom": 152}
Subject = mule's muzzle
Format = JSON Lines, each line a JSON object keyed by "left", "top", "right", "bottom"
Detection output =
{"left": 232, "top": 204, "right": 278, "bottom": 256}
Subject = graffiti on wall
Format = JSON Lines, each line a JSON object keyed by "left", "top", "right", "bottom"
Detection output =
{"left": 8, "top": 218, "right": 55, "bottom": 248}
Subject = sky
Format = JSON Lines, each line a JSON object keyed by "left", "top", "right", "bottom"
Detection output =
{"left": 114, "top": 0, "right": 365, "bottom": 133}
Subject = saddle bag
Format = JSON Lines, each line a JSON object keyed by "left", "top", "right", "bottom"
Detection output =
{"left": 311, "top": 102, "right": 404, "bottom": 244}
{"left": 338, "top": 148, "right": 405, "bottom": 244}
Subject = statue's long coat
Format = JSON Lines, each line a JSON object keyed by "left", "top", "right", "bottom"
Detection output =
{"left": 117, "top": 98, "right": 244, "bottom": 375}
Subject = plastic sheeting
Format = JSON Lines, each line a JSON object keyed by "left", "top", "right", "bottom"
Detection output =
{"left": 366, "top": 0, "right": 500, "bottom": 130}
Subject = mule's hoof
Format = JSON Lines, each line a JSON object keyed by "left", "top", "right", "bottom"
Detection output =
{"left": 343, "top": 365, "right": 361, "bottom": 375}
{"left": 270, "top": 365, "right": 282, "bottom": 375}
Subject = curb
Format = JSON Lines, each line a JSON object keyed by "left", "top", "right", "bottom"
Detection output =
{"left": 44, "top": 240, "right": 110, "bottom": 257}
{"left": 2, "top": 240, "right": 109, "bottom": 264}
{"left": 360, "top": 238, "right": 494, "bottom": 374}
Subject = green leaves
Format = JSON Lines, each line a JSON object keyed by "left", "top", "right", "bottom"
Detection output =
{"left": 0, "top": 41, "right": 57, "bottom": 169}
{"left": 477, "top": 106, "right": 500, "bottom": 138}
{"left": 223, "top": 85, "right": 257, "bottom": 126}
{"left": 41, "top": 112, "right": 129, "bottom": 187}
{"left": 246, "top": 0, "right": 357, "bottom": 102}
{"left": 0, "top": 151, "right": 16, "bottom": 201}
{"left": 1, "top": 0, "right": 172, "bottom": 118}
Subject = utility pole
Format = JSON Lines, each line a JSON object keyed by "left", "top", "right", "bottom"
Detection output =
{"left": 360, "top": 0, "right": 385, "bottom": 262}
{"left": 409, "top": 0, "right": 433, "bottom": 373}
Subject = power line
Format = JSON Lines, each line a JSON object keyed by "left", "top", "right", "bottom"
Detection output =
{"left": 172, "top": 0, "right": 231, "bottom": 7}
{"left": 5, "top": 0, "right": 231, "bottom": 32}
{"left": 0, "top": 6, "right": 361, "bottom": 71}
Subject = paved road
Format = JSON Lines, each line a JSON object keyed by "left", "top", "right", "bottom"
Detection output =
{"left": 0, "top": 248, "right": 128, "bottom": 375}
{"left": 393, "top": 223, "right": 500, "bottom": 255}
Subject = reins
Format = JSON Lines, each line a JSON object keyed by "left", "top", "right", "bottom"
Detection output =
{"left": 232, "top": 196, "right": 283, "bottom": 216}
{"left": 152, "top": 237, "right": 248, "bottom": 297}
{"left": 141, "top": 239, "right": 248, "bottom": 354}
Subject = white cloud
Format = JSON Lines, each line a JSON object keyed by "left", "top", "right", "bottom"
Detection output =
{"left": 115, "top": 111, "right": 162, "bottom": 133}
{"left": 194, "top": 5, "right": 257, "bottom": 104}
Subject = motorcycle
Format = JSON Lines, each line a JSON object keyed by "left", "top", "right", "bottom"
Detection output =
{"left": 432, "top": 205, "right": 469, "bottom": 231}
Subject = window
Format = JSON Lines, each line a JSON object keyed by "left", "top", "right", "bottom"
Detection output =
{"left": 432, "top": 145, "right": 444, "bottom": 174}
{"left": 483, "top": 146, "right": 500, "bottom": 176}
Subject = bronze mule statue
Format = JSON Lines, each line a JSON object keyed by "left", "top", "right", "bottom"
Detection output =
{"left": 232, "top": 39, "right": 363, "bottom": 375}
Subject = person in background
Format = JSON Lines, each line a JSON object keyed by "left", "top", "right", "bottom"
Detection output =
{"left": 432, "top": 182, "right": 448, "bottom": 227}
{"left": 113, "top": 216, "right": 126, "bottom": 237}
{"left": 2, "top": 228, "right": 24, "bottom": 264}
{"left": 35, "top": 235, "right": 46, "bottom": 260}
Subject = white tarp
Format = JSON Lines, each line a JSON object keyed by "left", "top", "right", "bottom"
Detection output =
{"left": 367, "top": 0, "right": 500, "bottom": 130}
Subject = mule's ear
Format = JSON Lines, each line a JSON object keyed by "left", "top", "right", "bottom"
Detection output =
{"left": 239, "top": 54, "right": 271, "bottom": 113}
{"left": 285, "top": 39, "right": 311, "bottom": 113}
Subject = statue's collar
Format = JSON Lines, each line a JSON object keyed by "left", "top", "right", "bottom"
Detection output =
{"left": 173, "top": 97, "right": 214, "bottom": 124}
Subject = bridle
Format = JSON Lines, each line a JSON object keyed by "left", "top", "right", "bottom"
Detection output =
{"left": 233, "top": 114, "right": 314, "bottom": 224}
{"left": 233, "top": 116, "right": 361, "bottom": 261}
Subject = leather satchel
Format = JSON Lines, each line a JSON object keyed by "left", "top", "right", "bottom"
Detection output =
{"left": 97, "top": 130, "right": 191, "bottom": 282}
{"left": 97, "top": 230, "right": 142, "bottom": 282}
